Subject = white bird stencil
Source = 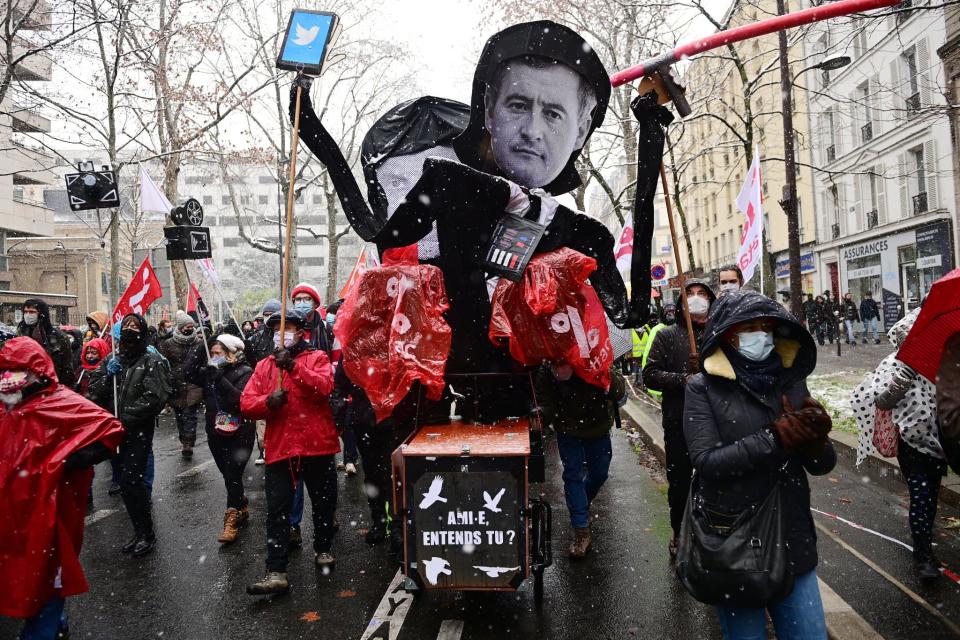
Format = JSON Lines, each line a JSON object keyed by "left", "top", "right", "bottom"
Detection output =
{"left": 292, "top": 23, "right": 320, "bottom": 46}
{"left": 422, "top": 557, "right": 452, "bottom": 585}
{"left": 473, "top": 565, "right": 520, "bottom": 578}
{"left": 419, "top": 475, "right": 448, "bottom": 509}
{"left": 482, "top": 488, "right": 506, "bottom": 513}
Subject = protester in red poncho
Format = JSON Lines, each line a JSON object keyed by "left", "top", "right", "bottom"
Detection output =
{"left": 0, "top": 337, "right": 124, "bottom": 637}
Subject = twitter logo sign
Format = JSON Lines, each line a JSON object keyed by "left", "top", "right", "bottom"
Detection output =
{"left": 277, "top": 10, "right": 337, "bottom": 74}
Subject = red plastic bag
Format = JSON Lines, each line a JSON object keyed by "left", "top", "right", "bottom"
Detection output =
{"left": 872, "top": 407, "right": 899, "bottom": 457}
{"left": 489, "top": 247, "right": 613, "bottom": 390}
{"left": 334, "top": 247, "right": 452, "bottom": 422}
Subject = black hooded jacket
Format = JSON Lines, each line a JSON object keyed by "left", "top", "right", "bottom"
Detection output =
{"left": 89, "top": 314, "right": 172, "bottom": 427}
{"left": 682, "top": 292, "right": 836, "bottom": 575}
{"left": 16, "top": 298, "right": 76, "bottom": 388}
{"left": 642, "top": 279, "right": 716, "bottom": 430}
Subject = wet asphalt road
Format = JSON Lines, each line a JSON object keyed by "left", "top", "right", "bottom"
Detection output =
{"left": 1, "top": 414, "right": 720, "bottom": 640}
{"left": 3, "top": 402, "right": 960, "bottom": 639}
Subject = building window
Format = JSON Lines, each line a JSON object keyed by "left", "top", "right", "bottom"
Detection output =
{"left": 853, "top": 18, "right": 867, "bottom": 58}
{"left": 221, "top": 195, "right": 230, "bottom": 205}
{"left": 240, "top": 195, "right": 251, "bottom": 205}
{"left": 258, "top": 175, "right": 274, "bottom": 184}
{"left": 202, "top": 195, "right": 213, "bottom": 205}
{"left": 258, "top": 195, "right": 268, "bottom": 205}
{"left": 903, "top": 47, "right": 920, "bottom": 114}
{"left": 825, "top": 109, "right": 836, "bottom": 162}
{"left": 857, "top": 81, "right": 873, "bottom": 143}
{"left": 910, "top": 146, "right": 927, "bottom": 214}
{"left": 313, "top": 194, "right": 322, "bottom": 204}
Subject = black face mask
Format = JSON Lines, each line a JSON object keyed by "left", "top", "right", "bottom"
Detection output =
{"left": 121, "top": 329, "right": 141, "bottom": 344}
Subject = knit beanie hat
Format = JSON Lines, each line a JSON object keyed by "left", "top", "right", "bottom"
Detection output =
{"left": 175, "top": 310, "right": 193, "bottom": 331}
{"left": 291, "top": 282, "right": 321, "bottom": 305}
{"left": 215, "top": 334, "right": 245, "bottom": 354}
{"left": 261, "top": 299, "right": 282, "bottom": 317}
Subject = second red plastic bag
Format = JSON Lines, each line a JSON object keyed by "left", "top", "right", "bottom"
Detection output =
{"left": 489, "top": 247, "right": 613, "bottom": 390}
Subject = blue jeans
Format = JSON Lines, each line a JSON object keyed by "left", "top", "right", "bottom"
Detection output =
{"left": 863, "top": 317, "right": 880, "bottom": 341}
{"left": 556, "top": 431, "right": 612, "bottom": 529}
{"left": 715, "top": 570, "right": 827, "bottom": 640}
{"left": 290, "top": 479, "right": 304, "bottom": 528}
{"left": 19, "top": 595, "right": 65, "bottom": 640}
{"left": 110, "top": 450, "right": 154, "bottom": 499}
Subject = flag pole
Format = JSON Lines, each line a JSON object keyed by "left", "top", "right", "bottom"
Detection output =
{"left": 184, "top": 264, "right": 212, "bottom": 363}
{"left": 277, "top": 75, "right": 305, "bottom": 388}
{"left": 660, "top": 164, "right": 697, "bottom": 355}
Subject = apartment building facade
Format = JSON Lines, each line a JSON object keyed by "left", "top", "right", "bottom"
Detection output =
{"left": 806, "top": 3, "right": 956, "bottom": 327}
{"left": 672, "top": 0, "right": 819, "bottom": 293}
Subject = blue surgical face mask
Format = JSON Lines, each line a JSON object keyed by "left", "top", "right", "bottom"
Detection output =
{"left": 293, "top": 300, "right": 314, "bottom": 315}
{"left": 210, "top": 355, "right": 227, "bottom": 367}
{"left": 325, "top": 313, "right": 335, "bottom": 325}
{"left": 737, "top": 330, "right": 775, "bottom": 361}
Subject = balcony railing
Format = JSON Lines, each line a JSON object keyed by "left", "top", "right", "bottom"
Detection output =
{"left": 913, "top": 192, "right": 928, "bottom": 215}
{"left": 861, "top": 122, "right": 873, "bottom": 143}
{"left": 826, "top": 145, "right": 836, "bottom": 162}
{"left": 866, "top": 209, "right": 879, "bottom": 229}
{"left": 831, "top": 223, "right": 841, "bottom": 239}
{"left": 906, "top": 92, "right": 921, "bottom": 114}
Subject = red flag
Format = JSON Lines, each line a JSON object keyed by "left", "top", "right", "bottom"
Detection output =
{"left": 339, "top": 247, "right": 378, "bottom": 300}
{"left": 112, "top": 258, "right": 163, "bottom": 325}
{"left": 186, "top": 283, "right": 209, "bottom": 324}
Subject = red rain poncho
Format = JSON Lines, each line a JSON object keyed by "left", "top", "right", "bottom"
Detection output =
{"left": 490, "top": 247, "right": 613, "bottom": 390}
{"left": 0, "top": 337, "right": 124, "bottom": 618}
{"left": 334, "top": 247, "right": 452, "bottom": 421}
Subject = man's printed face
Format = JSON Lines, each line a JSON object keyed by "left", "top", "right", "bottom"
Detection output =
{"left": 484, "top": 62, "right": 590, "bottom": 188}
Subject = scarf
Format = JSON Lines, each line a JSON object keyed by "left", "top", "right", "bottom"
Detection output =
{"left": 721, "top": 343, "right": 784, "bottom": 399}
{"left": 172, "top": 330, "right": 196, "bottom": 345}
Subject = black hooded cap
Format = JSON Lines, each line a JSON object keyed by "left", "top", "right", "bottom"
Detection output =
{"left": 118, "top": 313, "right": 150, "bottom": 360}
{"left": 452, "top": 20, "right": 611, "bottom": 195}
{"left": 21, "top": 298, "right": 53, "bottom": 334}
{"left": 700, "top": 291, "right": 817, "bottom": 382}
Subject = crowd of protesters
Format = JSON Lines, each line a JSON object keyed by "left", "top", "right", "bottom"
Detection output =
{"left": 4, "top": 261, "right": 960, "bottom": 640}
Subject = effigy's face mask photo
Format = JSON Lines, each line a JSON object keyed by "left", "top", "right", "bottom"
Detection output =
{"left": 483, "top": 58, "right": 592, "bottom": 189}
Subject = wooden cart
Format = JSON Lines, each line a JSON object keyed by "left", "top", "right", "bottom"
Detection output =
{"left": 391, "top": 398, "right": 552, "bottom": 603}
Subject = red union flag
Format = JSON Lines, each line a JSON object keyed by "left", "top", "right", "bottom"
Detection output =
{"left": 112, "top": 257, "right": 163, "bottom": 325}
{"left": 338, "top": 247, "right": 380, "bottom": 300}
{"left": 735, "top": 149, "right": 764, "bottom": 283}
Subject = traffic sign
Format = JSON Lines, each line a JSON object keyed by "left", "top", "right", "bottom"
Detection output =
{"left": 651, "top": 264, "right": 666, "bottom": 280}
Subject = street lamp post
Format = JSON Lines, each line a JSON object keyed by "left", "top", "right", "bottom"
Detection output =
{"left": 776, "top": 1, "right": 850, "bottom": 320}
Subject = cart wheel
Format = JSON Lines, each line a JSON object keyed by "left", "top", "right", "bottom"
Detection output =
{"left": 533, "top": 568, "right": 544, "bottom": 607}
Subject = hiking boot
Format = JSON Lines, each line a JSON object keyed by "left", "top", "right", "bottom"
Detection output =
{"left": 121, "top": 536, "right": 139, "bottom": 554}
{"left": 345, "top": 462, "right": 358, "bottom": 477}
{"left": 289, "top": 525, "right": 302, "bottom": 548}
{"left": 181, "top": 443, "right": 193, "bottom": 458}
{"left": 108, "top": 482, "right": 122, "bottom": 496}
{"left": 247, "top": 572, "right": 289, "bottom": 595}
{"left": 218, "top": 508, "right": 241, "bottom": 544}
{"left": 237, "top": 499, "right": 250, "bottom": 526}
{"left": 668, "top": 536, "right": 679, "bottom": 561}
{"left": 914, "top": 549, "right": 942, "bottom": 583}
{"left": 336, "top": 461, "right": 345, "bottom": 471}
{"left": 254, "top": 453, "right": 265, "bottom": 466}
{"left": 132, "top": 534, "right": 156, "bottom": 557}
{"left": 315, "top": 552, "right": 336, "bottom": 572}
{"left": 568, "top": 526, "right": 592, "bottom": 559}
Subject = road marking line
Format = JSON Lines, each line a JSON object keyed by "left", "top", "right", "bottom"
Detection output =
{"left": 815, "top": 521, "right": 960, "bottom": 636}
{"left": 436, "top": 619, "right": 464, "bottom": 640}
{"left": 359, "top": 569, "right": 414, "bottom": 640}
{"left": 176, "top": 459, "right": 216, "bottom": 478}
{"left": 85, "top": 509, "right": 117, "bottom": 525}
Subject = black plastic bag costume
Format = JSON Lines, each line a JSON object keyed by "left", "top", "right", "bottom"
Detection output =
{"left": 292, "top": 20, "right": 671, "bottom": 421}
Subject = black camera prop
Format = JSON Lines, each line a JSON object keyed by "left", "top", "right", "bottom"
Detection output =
{"left": 170, "top": 198, "right": 204, "bottom": 226}
{"left": 64, "top": 167, "right": 119, "bottom": 211}
{"left": 164, "top": 197, "right": 211, "bottom": 260}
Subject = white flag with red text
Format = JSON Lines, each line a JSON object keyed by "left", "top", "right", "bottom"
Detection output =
{"left": 614, "top": 221, "right": 633, "bottom": 279}
{"left": 735, "top": 149, "right": 764, "bottom": 283}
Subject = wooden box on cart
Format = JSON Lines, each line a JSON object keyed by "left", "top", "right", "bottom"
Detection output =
{"left": 391, "top": 418, "right": 537, "bottom": 592}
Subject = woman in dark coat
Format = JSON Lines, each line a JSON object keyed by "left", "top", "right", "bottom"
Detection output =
{"left": 187, "top": 334, "right": 255, "bottom": 544}
{"left": 683, "top": 291, "right": 836, "bottom": 639}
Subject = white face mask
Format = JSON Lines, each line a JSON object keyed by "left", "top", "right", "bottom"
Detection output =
{"left": 719, "top": 282, "right": 740, "bottom": 294}
{"left": 737, "top": 330, "right": 775, "bottom": 361}
{"left": 272, "top": 331, "right": 297, "bottom": 349}
{"left": 22, "top": 312, "right": 38, "bottom": 326}
{"left": 686, "top": 295, "right": 710, "bottom": 316}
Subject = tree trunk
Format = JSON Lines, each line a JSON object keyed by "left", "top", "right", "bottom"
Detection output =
{"left": 666, "top": 136, "right": 697, "bottom": 271}
{"left": 324, "top": 180, "right": 340, "bottom": 303}
{"left": 164, "top": 154, "right": 190, "bottom": 310}
{"left": 109, "top": 208, "right": 120, "bottom": 305}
